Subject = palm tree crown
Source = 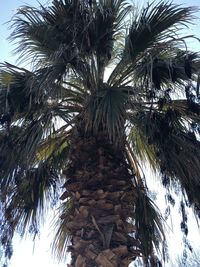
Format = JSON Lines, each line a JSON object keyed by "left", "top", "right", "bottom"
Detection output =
{"left": 0, "top": 0, "right": 200, "bottom": 266}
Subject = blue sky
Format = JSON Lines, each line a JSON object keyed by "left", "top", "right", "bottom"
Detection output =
{"left": 0, "top": 1, "right": 200, "bottom": 267}
{"left": 0, "top": 0, "right": 53, "bottom": 64}
{"left": 0, "top": 1, "right": 43, "bottom": 64}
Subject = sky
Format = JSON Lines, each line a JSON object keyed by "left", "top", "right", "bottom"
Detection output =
{"left": 0, "top": 0, "right": 200, "bottom": 267}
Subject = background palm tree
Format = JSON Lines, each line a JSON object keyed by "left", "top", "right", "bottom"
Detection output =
{"left": 0, "top": 0, "right": 200, "bottom": 266}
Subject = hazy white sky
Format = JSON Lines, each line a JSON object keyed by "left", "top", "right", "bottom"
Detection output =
{"left": 10, "top": 215, "right": 69, "bottom": 267}
{"left": 0, "top": 1, "right": 200, "bottom": 267}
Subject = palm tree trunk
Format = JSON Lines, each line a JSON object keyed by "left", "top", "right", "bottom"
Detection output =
{"left": 61, "top": 132, "right": 141, "bottom": 267}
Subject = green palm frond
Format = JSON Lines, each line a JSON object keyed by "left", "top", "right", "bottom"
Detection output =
{"left": 109, "top": 1, "right": 197, "bottom": 85}
{"left": 131, "top": 108, "right": 200, "bottom": 215}
{"left": 0, "top": 63, "right": 85, "bottom": 118}
{"left": 126, "top": 140, "right": 166, "bottom": 264}
{"left": 135, "top": 190, "right": 166, "bottom": 261}
{"left": 129, "top": 126, "right": 157, "bottom": 172}
{"left": 0, "top": 131, "right": 71, "bottom": 245}
{"left": 164, "top": 99, "right": 200, "bottom": 123}
{"left": 91, "top": 0, "right": 131, "bottom": 67}
{"left": 9, "top": 1, "right": 132, "bottom": 84}
{"left": 51, "top": 200, "right": 74, "bottom": 262}
{"left": 0, "top": 122, "right": 72, "bottom": 185}
{"left": 125, "top": 1, "right": 195, "bottom": 60}
{"left": 10, "top": 1, "right": 84, "bottom": 64}
{"left": 0, "top": 126, "right": 22, "bottom": 186}
{"left": 1, "top": 162, "right": 59, "bottom": 237}
{"left": 0, "top": 63, "right": 33, "bottom": 117}
{"left": 134, "top": 50, "right": 200, "bottom": 92}
{"left": 85, "top": 84, "right": 128, "bottom": 141}
{"left": 36, "top": 128, "right": 71, "bottom": 169}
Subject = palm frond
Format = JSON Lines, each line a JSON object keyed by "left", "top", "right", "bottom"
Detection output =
{"left": 129, "top": 126, "right": 157, "bottom": 172}
{"left": 165, "top": 99, "right": 200, "bottom": 123}
{"left": 10, "top": 1, "right": 84, "bottom": 64}
{"left": 108, "top": 1, "right": 198, "bottom": 85}
{"left": 36, "top": 128, "right": 71, "bottom": 169}
{"left": 0, "top": 162, "right": 60, "bottom": 249}
{"left": 130, "top": 108, "right": 200, "bottom": 216}
{"left": 91, "top": 0, "right": 131, "bottom": 69}
{"left": 51, "top": 200, "right": 74, "bottom": 262}
{"left": 135, "top": 190, "right": 166, "bottom": 262}
{"left": 134, "top": 49, "right": 200, "bottom": 92}
{"left": 85, "top": 84, "right": 128, "bottom": 141}
{"left": 126, "top": 1, "right": 196, "bottom": 60}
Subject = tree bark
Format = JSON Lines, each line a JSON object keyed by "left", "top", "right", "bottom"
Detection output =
{"left": 61, "top": 132, "right": 141, "bottom": 267}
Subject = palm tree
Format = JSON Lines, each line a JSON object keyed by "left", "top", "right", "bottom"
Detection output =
{"left": 0, "top": 0, "right": 200, "bottom": 266}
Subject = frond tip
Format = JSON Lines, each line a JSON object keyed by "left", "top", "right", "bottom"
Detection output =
{"left": 135, "top": 190, "right": 166, "bottom": 263}
{"left": 51, "top": 200, "right": 74, "bottom": 262}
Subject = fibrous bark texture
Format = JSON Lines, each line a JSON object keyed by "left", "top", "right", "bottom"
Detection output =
{"left": 61, "top": 133, "right": 141, "bottom": 267}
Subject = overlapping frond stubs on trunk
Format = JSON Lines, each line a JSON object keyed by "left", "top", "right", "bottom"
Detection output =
{"left": 60, "top": 134, "right": 141, "bottom": 267}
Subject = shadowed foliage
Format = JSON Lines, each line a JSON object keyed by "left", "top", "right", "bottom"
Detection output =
{"left": 0, "top": 1, "right": 200, "bottom": 266}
